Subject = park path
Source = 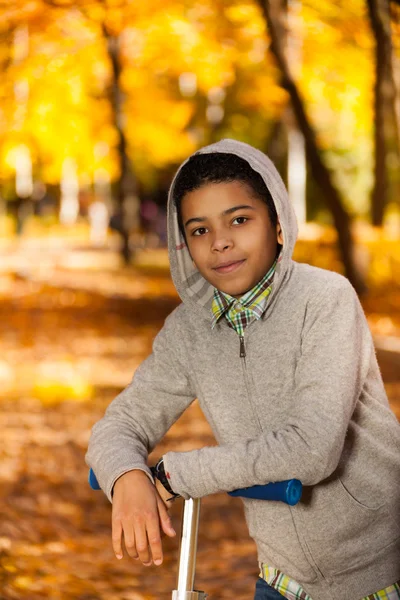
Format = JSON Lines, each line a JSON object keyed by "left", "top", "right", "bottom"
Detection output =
{"left": 0, "top": 265, "right": 257, "bottom": 600}
{"left": 0, "top": 258, "right": 399, "bottom": 599}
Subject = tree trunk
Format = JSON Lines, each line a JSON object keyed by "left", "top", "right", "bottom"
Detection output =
{"left": 264, "top": 117, "right": 288, "bottom": 172}
{"left": 257, "top": 0, "right": 367, "bottom": 294}
{"left": 367, "top": 0, "right": 400, "bottom": 225}
{"left": 103, "top": 27, "right": 136, "bottom": 264}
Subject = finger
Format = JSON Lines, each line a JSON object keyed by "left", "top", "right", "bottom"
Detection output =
{"left": 146, "top": 514, "right": 164, "bottom": 566}
{"left": 112, "top": 516, "right": 123, "bottom": 560}
{"left": 134, "top": 517, "right": 152, "bottom": 566}
{"left": 122, "top": 521, "right": 138, "bottom": 560}
{"left": 157, "top": 496, "right": 176, "bottom": 538}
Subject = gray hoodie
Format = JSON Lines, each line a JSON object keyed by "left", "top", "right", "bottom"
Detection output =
{"left": 86, "top": 139, "right": 400, "bottom": 600}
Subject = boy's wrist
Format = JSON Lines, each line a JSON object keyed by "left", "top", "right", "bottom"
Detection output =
{"left": 112, "top": 468, "right": 152, "bottom": 497}
{"left": 151, "top": 458, "right": 180, "bottom": 500}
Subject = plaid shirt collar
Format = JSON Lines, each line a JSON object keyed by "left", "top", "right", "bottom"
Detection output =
{"left": 211, "top": 257, "right": 278, "bottom": 336}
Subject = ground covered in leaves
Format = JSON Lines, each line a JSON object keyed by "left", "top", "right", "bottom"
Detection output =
{"left": 0, "top": 250, "right": 399, "bottom": 599}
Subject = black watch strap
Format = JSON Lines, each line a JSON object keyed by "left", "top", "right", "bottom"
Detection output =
{"left": 150, "top": 458, "right": 180, "bottom": 499}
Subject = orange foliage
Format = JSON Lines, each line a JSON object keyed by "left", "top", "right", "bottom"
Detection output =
{"left": 0, "top": 0, "right": 392, "bottom": 213}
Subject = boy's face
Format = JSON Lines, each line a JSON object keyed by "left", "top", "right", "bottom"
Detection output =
{"left": 181, "top": 181, "right": 283, "bottom": 298}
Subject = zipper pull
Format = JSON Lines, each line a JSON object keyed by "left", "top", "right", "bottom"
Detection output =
{"left": 239, "top": 335, "right": 246, "bottom": 358}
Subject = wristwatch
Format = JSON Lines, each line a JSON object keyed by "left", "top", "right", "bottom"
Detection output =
{"left": 151, "top": 458, "right": 181, "bottom": 501}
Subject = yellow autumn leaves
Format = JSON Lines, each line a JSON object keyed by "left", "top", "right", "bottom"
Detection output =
{"left": 0, "top": 0, "right": 390, "bottom": 212}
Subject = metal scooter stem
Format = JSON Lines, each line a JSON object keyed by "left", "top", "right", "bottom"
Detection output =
{"left": 172, "top": 498, "right": 207, "bottom": 600}
{"left": 87, "top": 469, "right": 301, "bottom": 599}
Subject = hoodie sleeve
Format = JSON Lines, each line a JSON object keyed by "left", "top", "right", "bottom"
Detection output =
{"left": 163, "top": 278, "right": 374, "bottom": 499}
{"left": 85, "top": 308, "right": 196, "bottom": 502}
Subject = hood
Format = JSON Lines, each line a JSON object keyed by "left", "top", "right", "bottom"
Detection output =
{"left": 167, "top": 138, "right": 298, "bottom": 320}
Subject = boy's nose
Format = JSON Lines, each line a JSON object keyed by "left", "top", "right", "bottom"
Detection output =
{"left": 211, "top": 234, "right": 233, "bottom": 252}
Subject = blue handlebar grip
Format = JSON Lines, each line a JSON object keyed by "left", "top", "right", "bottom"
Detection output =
{"left": 228, "top": 479, "right": 302, "bottom": 505}
{"left": 88, "top": 468, "right": 301, "bottom": 505}
{"left": 88, "top": 468, "right": 101, "bottom": 490}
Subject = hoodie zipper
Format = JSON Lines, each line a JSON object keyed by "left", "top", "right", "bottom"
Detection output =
{"left": 239, "top": 335, "right": 246, "bottom": 358}
{"left": 238, "top": 333, "right": 263, "bottom": 431}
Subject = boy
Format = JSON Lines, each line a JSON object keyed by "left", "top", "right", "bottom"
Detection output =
{"left": 86, "top": 139, "right": 400, "bottom": 600}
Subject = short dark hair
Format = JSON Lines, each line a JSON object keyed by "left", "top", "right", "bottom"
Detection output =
{"left": 173, "top": 152, "right": 278, "bottom": 238}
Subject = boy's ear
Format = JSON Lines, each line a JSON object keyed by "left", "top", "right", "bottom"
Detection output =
{"left": 276, "top": 221, "right": 283, "bottom": 245}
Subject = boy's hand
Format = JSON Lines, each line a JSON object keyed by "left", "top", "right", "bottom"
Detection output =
{"left": 111, "top": 469, "right": 176, "bottom": 566}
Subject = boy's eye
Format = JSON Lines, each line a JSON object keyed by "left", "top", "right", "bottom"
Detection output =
{"left": 192, "top": 227, "right": 208, "bottom": 236}
{"left": 232, "top": 216, "right": 248, "bottom": 225}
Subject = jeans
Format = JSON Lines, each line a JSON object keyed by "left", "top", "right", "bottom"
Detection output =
{"left": 254, "top": 577, "right": 286, "bottom": 599}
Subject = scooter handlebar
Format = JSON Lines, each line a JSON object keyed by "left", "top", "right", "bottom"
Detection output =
{"left": 228, "top": 479, "right": 302, "bottom": 505}
{"left": 88, "top": 469, "right": 302, "bottom": 506}
{"left": 88, "top": 468, "right": 101, "bottom": 491}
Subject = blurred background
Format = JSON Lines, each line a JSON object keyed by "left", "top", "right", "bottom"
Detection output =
{"left": 0, "top": 0, "right": 399, "bottom": 598}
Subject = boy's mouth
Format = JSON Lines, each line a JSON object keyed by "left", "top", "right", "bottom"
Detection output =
{"left": 213, "top": 259, "right": 246, "bottom": 274}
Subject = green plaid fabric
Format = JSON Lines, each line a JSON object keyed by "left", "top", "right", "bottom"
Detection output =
{"left": 363, "top": 583, "right": 400, "bottom": 599}
{"left": 260, "top": 565, "right": 400, "bottom": 600}
{"left": 260, "top": 564, "right": 400, "bottom": 600}
{"left": 211, "top": 258, "right": 278, "bottom": 336}
{"left": 260, "top": 567, "right": 311, "bottom": 600}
